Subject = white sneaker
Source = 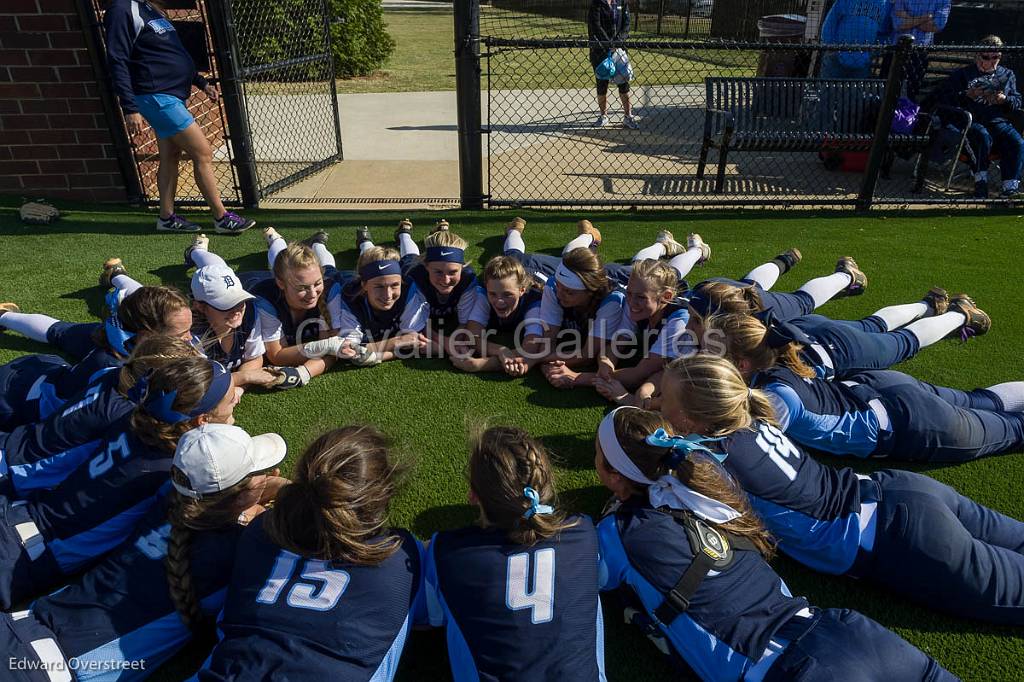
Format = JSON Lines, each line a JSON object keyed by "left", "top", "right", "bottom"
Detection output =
{"left": 686, "top": 233, "right": 712, "bottom": 265}
{"left": 623, "top": 115, "right": 640, "bottom": 130}
{"left": 262, "top": 226, "right": 282, "bottom": 249}
{"left": 655, "top": 230, "right": 686, "bottom": 258}
{"left": 595, "top": 115, "right": 609, "bottom": 128}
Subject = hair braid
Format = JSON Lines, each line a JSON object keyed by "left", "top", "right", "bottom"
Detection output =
{"left": 165, "top": 522, "right": 205, "bottom": 632}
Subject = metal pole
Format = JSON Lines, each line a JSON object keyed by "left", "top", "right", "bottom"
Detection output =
{"left": 322, "top": 3, "right": 344, "bottom": 162}
{"left": 856, "top": 34, "right": 913, "bottom": 212}
{"left": 454, "top": 0, "right": 484, "bottom": 210}
{"left": 207, "top": 0, "right": 260, "bottom": 208}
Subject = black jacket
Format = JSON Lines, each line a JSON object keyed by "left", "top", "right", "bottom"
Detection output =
{"left": 588, "top": 0, "right": 630, "bottom": 66}
{"left": 939, "top": 64, "right": 1022, "bottom": 126}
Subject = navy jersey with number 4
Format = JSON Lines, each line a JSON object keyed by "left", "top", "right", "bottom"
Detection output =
{"left": 424, "top": 517, "right": 606, "bottom": 681}
{"left": 197, "top": 516, "right": 423, "bottom": 682}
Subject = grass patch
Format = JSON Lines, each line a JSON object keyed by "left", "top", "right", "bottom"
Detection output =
{"left": 1, "top": 199, "right": 1022, "bottom": 680}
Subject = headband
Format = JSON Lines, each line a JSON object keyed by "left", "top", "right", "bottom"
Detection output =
{"left": 141, "top": 360, "right": 232, "bottom": 424}
{"left": 358, "top": 259, "right": 402, "bottom": 282}
{"left": 754, "top": 310, "right": 814, "bottom": 349}
{"left": 685, "top": 288, "right": 713, "bottom": 319}
{"left": 425, "top": 246, "right": 465, "bottom": 264}
{"left": 597, "top": 407, "right": 741, "bottom": 523}
{"left": 555, "top": 262, "right": 587, "bottom": 291}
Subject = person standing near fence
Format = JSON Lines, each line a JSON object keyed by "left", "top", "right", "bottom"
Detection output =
{"left": 588, "top": 0, "right": 638, "bottom": 129}
{"left": 889, "top": 0, "right": 950, "bottom": 101}
{"left": 104, "top": 0, "right": 254, "bottom": 235}
{"left": 939, "top": 35, "right": 1023, "bottom": 199}
{"left": 818, "top": 0, "right": 892, "bottom": 79}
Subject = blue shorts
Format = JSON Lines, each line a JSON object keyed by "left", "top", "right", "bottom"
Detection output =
{"left": 135, "top": 93, "right": 194, "bottom": 139}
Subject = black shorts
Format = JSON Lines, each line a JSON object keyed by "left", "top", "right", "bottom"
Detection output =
{"left": 596, "top": 79, "right": 630, "bottom": 96}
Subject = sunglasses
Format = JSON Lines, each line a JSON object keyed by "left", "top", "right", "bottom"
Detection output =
{"left": 979, "top": 54, "right": 1001, "bottom": 61}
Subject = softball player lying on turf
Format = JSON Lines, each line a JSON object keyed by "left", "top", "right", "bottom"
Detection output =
{"left": 709, "top": 310, "right": 1024, "bottom": 462}
{"left": 660, "top": 354, "right": 1024, "bottom": 625}
{"left": 0, "top": 282, "right": 193, "bottom": 428}
{"left": 0, "top": 423, "right": 288, "bottom": 681}
{"left": 0, "top": 354, "right": 239, "bottom": 609}
{"left": 595, "top": 406, "right": 957, "bottom": 681}
{"left": 195, "top": 426, "right": 423, "bottom": 681}
{"left": 424, "top": 426, "right": 606, "bottom": 681}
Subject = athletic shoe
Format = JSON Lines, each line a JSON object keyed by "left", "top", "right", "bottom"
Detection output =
{"left": 157, "top": 213, "right": 201, "bottom": 233}
{"left": 686, "top": 233, "right": 712, "bottom": 265}
{"left": 431, "top": 219, "right": 450, "bottom": 234}
{"left": 974, "top": 181, "right": 989, "bottom": 199}
{"left": 184, "top": 234, "right": 209, "bottom": 268}
{"left": 301, "top": 230, "right": 329, "bottom": 248}
{"left": 262, "top": 226, "right": 283, "bottom": 250}
{"left": 949, "top": 294, "right": 991, "bottom": 340}
{"left": 506, "top": 216, "right": 526, "bottom": 234}
{"left": 214, "top": 211, "right": 255, "bottom": 235}
{"left": 394, "top": 218, "right": 414, "bottom": 242}
{"left": 834, "top": 256, "right": 867, "bottom": 297}
{"left": 772, "top": 248, "right": 802, "bottom": 274}
{"left": 655, "top": 230, "right": 686, "bottom": 258}
{"left": 356, "top": 226, "right": 373, "bottom": 249}
{"left": 622, "top": 115, "right": 640, "bottom": 130}
{"left": 0, "top": 302, "right": 20, "bottom": 321}
{"left": 595, "top": 115, "right": 609, "bottom": 128}
{"left": 99, "top": 257, "right": 128, "bottom": 289}
{"left": 922, "top": 286, "right": 949, "bottom": 316}
{"left": 577, "top": 219, "right": 602, "bottom": 247}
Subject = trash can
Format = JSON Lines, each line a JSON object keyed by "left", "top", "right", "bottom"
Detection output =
{"left": 756, "top": 14, "right": 807, "bottom": 77}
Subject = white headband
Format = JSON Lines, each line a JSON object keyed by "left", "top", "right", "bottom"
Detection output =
{"left": 597, "top": 407, "right": 742, "bottom": 524}
{"left": 555, "top": 262, "right": 587, "bottom": 291}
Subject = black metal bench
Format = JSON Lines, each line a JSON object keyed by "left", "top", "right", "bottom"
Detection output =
{"left": 697, "top": 77, "right": 932, "bottom": 192}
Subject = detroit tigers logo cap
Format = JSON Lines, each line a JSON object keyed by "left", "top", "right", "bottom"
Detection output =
{"left": 173, "top": 424, "right": 287, "bottom": 500}
{"left": 192, "top": 264, "right": 255, "bottom": 311}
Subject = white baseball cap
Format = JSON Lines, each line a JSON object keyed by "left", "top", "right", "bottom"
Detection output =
{"left": 191, "top": 264, "right": 255, "bottom": 311}
{"left": 173, "top": 423, "right": 287, "bottom": 500}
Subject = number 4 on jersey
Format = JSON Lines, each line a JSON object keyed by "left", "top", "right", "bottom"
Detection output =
{"left": 506, "top": 548, "right": 555, "bottom": 624}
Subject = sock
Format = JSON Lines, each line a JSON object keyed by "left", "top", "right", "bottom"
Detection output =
{"left": 975, "top": 171, "right": 988, "bottom": 182}
{"left": 563, "top": 233, "right": 594, "bottom": 255}
{"left": 359, "top": 240, "right": 375, "bottom": 255}
{"left": 986, "top": 382, "right": 1024, "bottom": 412}
{"left": 797, "top": 272, "right": 852, "bottom": 308}
{"left": 632, "top": 242, "right": 666, "bottom": 262}
{"left": 504, "top": 229, "right": 526, "bottom": 255}
{"left": 312, "top": 243, "right": 336, "bottom": 269}
{"left": 872, "top": 301, "right": 930, "bottom": 331}
{"left": 398, "top": 232, "right": 419, "bottom": 258}
{"left": 743, "top": 262, "right": 783, "bottom": 291}
{"left": 190, "top": 249, "right": 226, "bottom": 269}
{"left": 903, "top": 311, "right": 965, "bottom": 347}
{"left": 667, "top": 247, "right": 705, "bottom": 280}
{"left": 0, "top": 312, "right": 59, "bottom": 343}
{"left": 111, "top": 274, "right": 143, "bottom": 296}
{"left": 267, "top": 236, "right": 287, "bottom": 270}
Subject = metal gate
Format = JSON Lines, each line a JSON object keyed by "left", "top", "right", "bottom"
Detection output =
{"left": 80, "top": 0, "right": 341, "bottom": 207}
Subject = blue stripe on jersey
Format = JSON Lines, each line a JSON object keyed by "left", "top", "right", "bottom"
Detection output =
{"left": 369, "top": 613, "right": 412, "bottom": 682}
{"left": 46, "top": 494, "right": 160, "bottom": 573}
{"left": 8, "top": 441, "right": 99, "bottom": 494}
{"left": 765, "top": 380, "right": 880, "bottom": 457}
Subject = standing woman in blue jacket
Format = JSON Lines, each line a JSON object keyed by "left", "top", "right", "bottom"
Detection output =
{"left": 104, "top": 0, "right": 254, "bottom": 235}
{"left": 588, "top": 0, "right": 638, "bottom": 129}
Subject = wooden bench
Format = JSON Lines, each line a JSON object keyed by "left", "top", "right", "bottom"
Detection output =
{"left": 696, "top": 77, "right": 932, "bottom": 192}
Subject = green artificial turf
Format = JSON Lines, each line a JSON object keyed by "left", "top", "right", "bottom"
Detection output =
{"left": 1, "top": 199, "right": 1023, "bottom": 680}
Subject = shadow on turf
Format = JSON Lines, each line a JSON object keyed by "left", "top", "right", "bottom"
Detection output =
{"left": 412, "top": 503, "right": 477, "bottom": 538}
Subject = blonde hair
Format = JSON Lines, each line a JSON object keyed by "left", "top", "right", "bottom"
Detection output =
{"left": 424, "top": 230, "right": 468, "bottom": 251}
{"left": 663, "top": 355, "right": 778, "bottom": 436}
{"left": 980, "top": 35, "right": 1004, "bottom": 47}
{"left": 482, "top": 255, "right": 537, "bottom": 290}
{"left": 605, "top": 408, "right": 775, "bottom": 558}
{"left": 704, "top": 313, "right": 816, "bottom": 379}
{"left": 118, "top": 335, "right": 200, "bottom": 395}
{"left": 629, "top": 259, "right": 678, "bottom": 297}
{"left": 469, "top": 426, "right": 576, "bottom": 546}
{"left": 689, "top": 281, "right": 764, "bottom": 318}
{"left": 263, "top": 426, "right": 406, "bottom": 566}
{"left": 562, "top": 247, "right": 612, "bottom": 299}
{"left": 271, "top": 242, "right": 332, "bottom": 329}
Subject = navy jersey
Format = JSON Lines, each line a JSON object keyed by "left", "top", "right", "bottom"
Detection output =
{"left": 485, "top": 286, "right": 543, "bottom": 336}
{"left": 198, "top": 517, "right": 423, "bottom": 681}
{"left": 338, "top": 278, "right": 429, "bottom": 343}
{"left": 752, "top": 365, "right": 886, "bottom": 457}
{"left": 192, "top": 303, "right": 264, "bottom": 371}
{"left": 0, "top": 355, "right": 69, "bottom": 429}
{"left": 425, "top": 518, "right": 605, "bottom": 681}
{"left": 598, "top": 501, "right": 810, "bottom": 682}
{"left": 537, "top": 278, "right": 625, "bottom": 340}
{"left": 712, "top": 421, "right": 870, "bottom": 574}
{"left": 614, "top": 299, "right": 693, "bottom": 359}
{"left": 0, "top": 367, "right": 134, "bottom": 496}
{"left": 407, "top": 263, "right": 490, "bottom": 332}
{"left": 28, "top": 501, "right": 242, "bottom": 679}
{"left": 243, "top": 271, "right": 343, "bottom": 348}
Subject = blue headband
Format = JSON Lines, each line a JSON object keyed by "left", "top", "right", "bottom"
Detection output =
{"left": 685, "top": 289, "right": 713, "bottom": 319}
{"left": 358, "top": 259, "right": 402, "bottom": 282}
{"left": 425, "top": 246, "right": 465, "bottom": 264}
{"left": 143, "top": 360, "right": 232, "bottom": 424}
{"left": 645, "top": 428, "right": 727, "bottom": 467}
{"left": 522, "top": 487, "right": 554, "bottom": 519}
{"left": 754, "top": 310, "right": 814, "bottom": 349}
{"left": 103, "top": 288, "right": 135, "bottom": 356}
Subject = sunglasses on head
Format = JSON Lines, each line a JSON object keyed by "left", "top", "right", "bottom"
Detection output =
{"left": 979, "top": 54, "right": 1001, "bottom": 61}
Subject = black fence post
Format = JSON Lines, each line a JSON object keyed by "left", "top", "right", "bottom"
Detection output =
{"left": 207, "top": 0, "right": 260, "bottom": 209}
{"left": 454, "top": 0, "right": 484, "bottom": 210}
{"left": 856, "top": 35, "right": 913, "bottom": 212}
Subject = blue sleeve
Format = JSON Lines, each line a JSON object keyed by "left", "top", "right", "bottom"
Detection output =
{"left": 421, "top": 533, "right": 448, "bottom": 627}
{"left": 933, "top": 0, "right": 951, "bottom": 30}
{"left": 1004, "top": 70, "right": 1022, "bottom": 111}
{"left": 103, "top": 4, "right": 140, "bottom": 114}
{"left": 596, "top": 517, "right": 627, "bottom": 592}
{"left": 819, "top": 0, "right": 843, "bottom": 44}
{"left": 765, "top": 383, "right": 878, "bottom": 458}
{"left": 410, "top": 536, "right": 429, "bottom": 626}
